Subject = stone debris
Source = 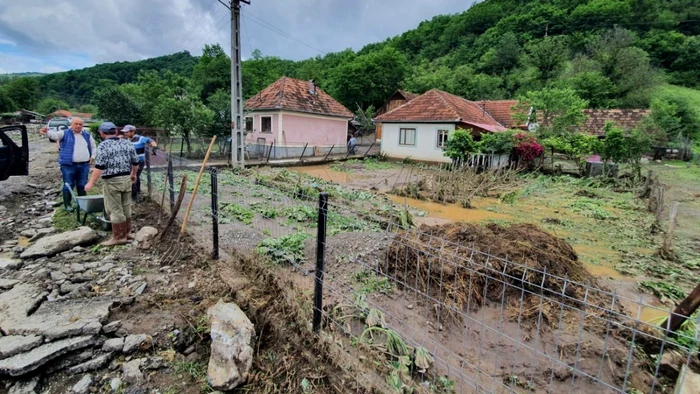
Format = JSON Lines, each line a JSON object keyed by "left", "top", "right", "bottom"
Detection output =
{"left": 68, "top": 352, "right": 114, "bottom": 374}
{"left": 44, "top": 349, "right": 94, "bottom": 374}
{"left": 102, "top": 320, "right": 122, "bottom": 334}
{"left": 0, "top": 257, "right": 23, "bottom": 270}
{"left": 8, "top": 376, "right": 40, "bottom": 394}
{"left": 135, "top": 226, "right": 158, "bottom": 243}
{"left": 20, "top": 227, "right": 98, "bottom": 259}
{"left": 0, "top": 283, "right": 45, "bottom": 323}
{"left": 123, "top": 334, "right": 151, "bottom": 354}
{"left": 0, "top": 335, "right": 43, "bottom": 360}
{"left": 110, "top": 378, "right": 123, "bottom": 391}
{"left": 102, "top": 338, "right": 124, "bottom": 353}
{"left": 122, "top": 358, "right": 145, "bottom": 384}
{"left": 206, "top": 299, "right": 255, "bottom": 391}
{"left": 71, "top": 374, "right": 93, "bottom": 394}
{"left": 2, "top": 298, "right": 113, "bottom": 340}
{"left": 0, "top": 335, "right": 95, "bottom": 376}
{"left": 0, "top": 278, "right": 19, "bottom": 290}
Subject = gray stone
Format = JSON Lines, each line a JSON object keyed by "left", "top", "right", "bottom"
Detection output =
{"left": 102, "top": 320, "right": 122, "bottom": 334}
{"left": 71, "top": 374, "right": 92, "bottom": 394}
{"left": 70, "top": 263, "right": 85, "bottom": 273}
{"left": 0, "top": 335, "right": 43, "bottom": 360}
{"left": 122, "top": 358, "right": 145, "bottom": 384}
{"left": 134, "top": 282, "right": 147, "bottom": 295}
{"left": 142, "top": 357, "right": 165, "bottom": 370}
{"left": 0, "top": 257, "right": 23, "bottom": 270}
{"left": 50, "top": 270, "right": 67, "bottom": 281}
{"left": 122, "top": 334, "right": 151, "bottom": 354}
{"left": 102, "top": 338, "right": 124, "bottom": 352}
{"left": 0, "top": 336, "right": 95, "bottom": 376}
{"left": 110, "top": 378, "right": 123, "bottom": 392}
{"left": 0, "top": 284, "right": 44, "bottom": 324}
{"left": 20, "top": 229, "right": 37, "bottom": 237}
{"left": 3, "top": 298, "right": 113, "bottom": 340}
{"left": 206, "top": 299, "right": 255, "bottom": 390}
{"left": 68, "top": 352, "right": 114, "bottom": 374}
{"left": 44, "top": 349, "right": 94, "bottom": 374}
{"left": 32, "top": 268, "right": 49, "bottom": 279}
{"left": 20, "top": 227, "right": 98, "bottom": 259}
{"left": 135, "top": 226, "right": 158, "bottom": 243}
{"left": 0, "top": 278, "right": 19, "bottom": 290}
{"left": 60, "top": 282, "right": 86, "bottom": 295}
{"left": 95, "top": 263, "right": 115, "bottom": 273}
{"left": 8, "top": 376, "right": 40, "bottom": 394}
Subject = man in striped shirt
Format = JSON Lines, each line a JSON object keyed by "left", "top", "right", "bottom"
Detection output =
{"left": 121, "top": 125, "right": 157, "bottom": 202}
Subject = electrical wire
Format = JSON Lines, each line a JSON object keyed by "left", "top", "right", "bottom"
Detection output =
{"left": 179, "top": 0, "right": 217, "bottom": 49}
{"left": 241, "top": 10, "right": 326, "bottom": 55}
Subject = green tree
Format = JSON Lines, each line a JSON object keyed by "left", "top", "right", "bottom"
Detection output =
{"left": 648, "top": 95, "right": 700, "bottom": 143}
{"left": 206, "top": 88, "right": 231, "bottom": 137}
{"left": 94, "top": 86, "right": 142, "bottom": 126}
{"left": 78, "top": 104, "right": 98, "bottom": 114}
{"left": 541, "top": 133, "right": 601, "bottom": 174}
{"left": 670, "top": 35, "right": 700, "bottom": 88}
{"left": 524, "top": 36, "right": 568, "bottom": 84}
{"left": 479, "top": 32, "right": 521, "bottom": 75}
{"left": 518, "top": 88, "right": 588, "bottom": 136}
{"left": 354, "top": 105, "right": 376, "bottom": 136}
{"left": 4, "top": 77, "right": 40, "bottom": 110}
{"left": 192, "top": 44, "right": 231, "bottom": 102}
{"left": 443, "top": 129, "right": 478, "bottom": 162}
{"left": 567, "top": 71, "right": 617, "bottom": 108}
{"left": 329, "top": 46, "right": 409, "bottom": 109}
{"left": 0, "top": 89, "right": 16, "bottom": 112}
{"left": 36, "top": 98, "right": 69, "bottom": 115}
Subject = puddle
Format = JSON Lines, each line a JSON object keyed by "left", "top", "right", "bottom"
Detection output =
{"left": 387, "top": 195, "right": 510, "bottom": 223}
{"left": 18, "top": 237, "right": 30, "bottom": 247}
{"left": 584, "top": 263, "right": 628, "bottom": 281}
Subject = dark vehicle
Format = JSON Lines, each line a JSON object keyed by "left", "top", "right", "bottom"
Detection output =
{"left": 0, "top": 125, "right": 29, "bottom": 181}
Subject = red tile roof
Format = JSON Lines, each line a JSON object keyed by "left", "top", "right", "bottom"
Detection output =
{"left": 245, "top": 77, "right": 353, "bottom": 118}
{"left": 373, "top": 89, "right": 508, "bottom": 132}
{"left": 582, "top": 109, "right": 650, "bottom": 136}
{"left": 475, "top": 100, "right": 527, "bottom": 129}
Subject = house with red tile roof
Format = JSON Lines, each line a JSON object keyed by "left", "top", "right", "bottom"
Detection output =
{"left": 375, "top": 90, "right": 419, "bottom": 141}
{"left": 580, "top": 109, "right": 650, "bottom": 136}
{"left": 244, "top": 77, "right": 353, "bottom": 157}
{"left": 373, "top": 89, "right": 508, "bottom": 163}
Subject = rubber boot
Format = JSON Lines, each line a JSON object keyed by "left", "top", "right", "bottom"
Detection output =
{"left": 125, "top": 219, "right": 135, "bottom": 241}
{"left": 62, "top": 190, "right": 74, "bottom": 212}
{"left": 100, "top": 222, "right": 129, "bottom": 247}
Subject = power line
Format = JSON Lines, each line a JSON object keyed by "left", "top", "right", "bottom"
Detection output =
{"left": 242, "top": 10, "right": 326, "bottom": 54}
{"left": 183, "top": 11, "right": 230, "bottom": 52}
{"left": 179, "top": 0, "right": 217, "bottom": 48}
{"left": 241, "top": 10, "right": 253, "bottom": 58}
{"left": 216, "top": 0, "right": 230, "bottom": 10}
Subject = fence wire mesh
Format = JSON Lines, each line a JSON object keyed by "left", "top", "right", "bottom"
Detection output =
{"left": 141, "top": 152, "right": 699, "bottom": 394}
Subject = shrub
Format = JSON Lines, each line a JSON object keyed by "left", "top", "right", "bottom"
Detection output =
{"left": 479, "top": 130, "right": 515, "bottom": 154}
{"left": 513, "top": 133, "right": 543, "bottom": 165}
{"left": 443, "top": 129, "right": 478, "bottom": 161}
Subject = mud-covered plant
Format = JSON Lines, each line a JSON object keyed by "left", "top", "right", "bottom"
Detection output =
{"left": 256, "top": 232, "right": 310, "bottom": 265}
{"left": 366, "top": 308, "right": 386, "bottom": 328}
{"left": 361, "top": 327, "right": 409, "bottom": 358}
{"left": 414, "top": 346, "right": 434, "bottom": 373}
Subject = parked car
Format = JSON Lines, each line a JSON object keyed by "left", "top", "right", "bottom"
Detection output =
{"left": 0, "top": 125, "right": 29, "bottom": 181}
{"left": 44, "top": 118, "right": 70, "bottom": 143}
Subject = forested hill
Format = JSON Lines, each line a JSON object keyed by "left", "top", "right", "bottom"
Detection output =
{"left": 1, "top": 0, "right": 699, "bottom": 114}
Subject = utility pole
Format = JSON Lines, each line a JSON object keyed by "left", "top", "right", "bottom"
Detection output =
{"left": 229, "top": 0, "right": 248, "bottom": 168}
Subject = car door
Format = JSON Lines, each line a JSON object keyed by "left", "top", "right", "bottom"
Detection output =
{"left": 0, "top": 125, "right": 29, "bottom": 181}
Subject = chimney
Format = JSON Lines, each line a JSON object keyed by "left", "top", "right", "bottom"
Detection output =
{"left": 308, "top": 79, "right": 316, "bottom": 95}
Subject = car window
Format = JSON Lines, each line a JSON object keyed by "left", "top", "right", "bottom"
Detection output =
{"left": 48, "top": 119, "right": 70, "bottom": 128}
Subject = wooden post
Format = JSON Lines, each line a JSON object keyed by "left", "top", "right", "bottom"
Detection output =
{"left": 656, "top": 186, "right": 665, "bottom": 223}
{"left": 179, "top": 136, "right": 217, "bottom": 238}
{"left": 662, "top": 201, "right": 680, "bottom": 253}
{"left": 661, "top": 283, "right": 700, "bottom": 334}
{"left": 640, "top": 170, "right": 653, "bottom": 198}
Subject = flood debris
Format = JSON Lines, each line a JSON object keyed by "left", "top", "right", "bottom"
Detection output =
{"left": 206, "top": 299, "right": 255, "bottom": 390}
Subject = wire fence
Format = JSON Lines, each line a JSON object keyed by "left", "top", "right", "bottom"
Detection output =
{"left": 140, "top": 150, "right": 700, "bottom": 394}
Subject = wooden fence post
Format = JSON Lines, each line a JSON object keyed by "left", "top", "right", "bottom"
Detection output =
{"left": 662, "top": 201, "right": 680, "bottom": 255}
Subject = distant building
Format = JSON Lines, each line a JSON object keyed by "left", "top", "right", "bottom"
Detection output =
{"left": 244, "top": 77, "right": 353, "bottom": 159}
{"left": 580, "top": 109, "right": 650, "bottom": 136}
{"left": 46, "top": 110, "right": 96, "bottom": 123}
{"left": 373, "top": 89, "right": 507, "bottom": 163}
{"left": 374, "top": 90, "right": 418, "bottom": 141}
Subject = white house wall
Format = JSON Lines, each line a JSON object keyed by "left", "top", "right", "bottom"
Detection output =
{"left": 380, "top": 123, "right": 454, "bottom": 163}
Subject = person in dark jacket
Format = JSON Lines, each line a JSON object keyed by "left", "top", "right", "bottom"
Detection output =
{"left": 40, "top": 117, "right": 97, "bottom": 211}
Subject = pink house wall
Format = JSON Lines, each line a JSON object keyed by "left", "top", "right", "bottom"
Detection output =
{"left": 245, "top": 113, "right": 279, "bottom": 144}
{"left": 280, "top": 113, "right": 346, "bottom": 146}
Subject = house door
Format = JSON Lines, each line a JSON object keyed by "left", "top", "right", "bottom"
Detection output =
{"left": 376, "top": 123, "right": 382, "bottom": 140}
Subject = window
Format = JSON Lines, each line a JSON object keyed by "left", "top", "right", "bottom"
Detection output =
{"left": 399, "top": 128, "right": 416, "bottom": 146}
{"left": 261, "top": 116, "right": 272, "bottom": 133}
{"left": 436, "top": 129, "right": 449, "bottom": 149}
{"left": 245, "top": 117, "right": 253, "bottom": 132}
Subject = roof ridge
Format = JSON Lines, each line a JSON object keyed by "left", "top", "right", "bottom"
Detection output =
{"left": 434, "top": 90, "right": 467, "bottom": 122}
{"left": 276, "top": 76, "right": 287, "bottom": 109}
{"left": 464, "top": 96, "right": 507, "bottom": 129}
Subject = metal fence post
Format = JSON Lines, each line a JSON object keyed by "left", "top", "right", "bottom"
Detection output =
{"left": 145, "top": 146, "right": 152, "bottom": 198}
{"left": 167, "top": 155, "right": 175, "bottom": 211}
{"left": 323, "top": 145, "right": 335, "bottom": 161}
{"left": 299, "top": 143, "right": 308, "bottom": 161}
{"left": 364, "top": 141, "right": 376, "bottom": 157}
{"left": 179, "top": 138, "right": 184, "bottom": 158}
{"left": 312, "top": 192, "right": 328, "bottom": 332}
{"left": 211, "top": 169, "right": 219, "bottom": 260}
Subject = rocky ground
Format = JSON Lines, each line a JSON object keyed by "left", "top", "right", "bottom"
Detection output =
{"left": 0, "top": 134, "right": 389, "bottom": 394}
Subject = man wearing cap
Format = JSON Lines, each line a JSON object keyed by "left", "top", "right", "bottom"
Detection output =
{"left": 85, "top": 122, "right": 140, "bottom": 246}
{"left": 121, "top": 125, "right": 157, "bottom": 202}
{"left": 40, "top": 117, "right": 97, "bottom": 211}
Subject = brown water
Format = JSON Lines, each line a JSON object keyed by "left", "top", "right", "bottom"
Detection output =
{"left": 18, "top": 237, "right": 30, "bottom": 247}
{"left": 387, "top": 195, "right": 510, "bottom": 223}
{"left": 288, "top": 165, "right": 357, "bottom": 184}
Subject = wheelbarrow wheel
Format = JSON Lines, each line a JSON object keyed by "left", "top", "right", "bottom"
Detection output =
{"left": 101, "top": 209, "right": 112, "bottom": 232}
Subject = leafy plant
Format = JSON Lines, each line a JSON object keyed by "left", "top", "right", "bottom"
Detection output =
{"left": 639, "top": 280, "right": 686, "bottom": 302}
{"left": 256, "top": 232, "right": 310, "bottom": 265}
{"left": 221, "top": 203, "right": 254, "bottom": 225}
{"left": 443, "top": 129, "right": 477, "bottom": 161}
{"left": 354, "top": 270, "right": 394, "bottom": 295}
{"left": 478, "top": 130, "right": 514, "bottom": 154}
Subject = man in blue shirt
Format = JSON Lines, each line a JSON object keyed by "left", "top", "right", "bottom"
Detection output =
{"left": 347, "top": 135, "right": 357, "bottom": 155}
{"left": 121, "top": 125, "right": 157, "bottom": 202}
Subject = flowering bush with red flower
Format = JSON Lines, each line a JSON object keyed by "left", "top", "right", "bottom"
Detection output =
{"left": 513, "top": 133, "right": 544, "bottom": 165}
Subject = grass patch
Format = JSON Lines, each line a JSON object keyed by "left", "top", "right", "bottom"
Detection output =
{"left": 570, "top": 198, "right": 615, "bottom": 220}
{"left": 256, "top": 232, "right": 310, "bottom": 265}
{"left": 173, "top": 360, "right": 207, "bottom": 381}
{"left": 220, "top": 202, "right": 254, "bottom": 225}
{"left": 353, "top": 270, "right": 394, "bottom": 296}
{"left": 639, "top": 280, "right": 686, "bottom": 302}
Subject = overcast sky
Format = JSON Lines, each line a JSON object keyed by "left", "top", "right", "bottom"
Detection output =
{"left": 0, "top": 0, "right": 477, "bottom": 74}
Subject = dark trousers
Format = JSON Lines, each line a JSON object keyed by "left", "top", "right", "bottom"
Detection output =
{"left": 132, "top": 161, "right": 145, "bottom": 201}
{"left": 348, "top": 144, "right": 356, "bottom": 155}
{"left": 61, "top": 163, "right": 90, "bottom": 196}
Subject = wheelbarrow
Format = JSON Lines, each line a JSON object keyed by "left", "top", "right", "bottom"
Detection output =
{"left": 64, "top": 183, "right": 112, "bottom": 231}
